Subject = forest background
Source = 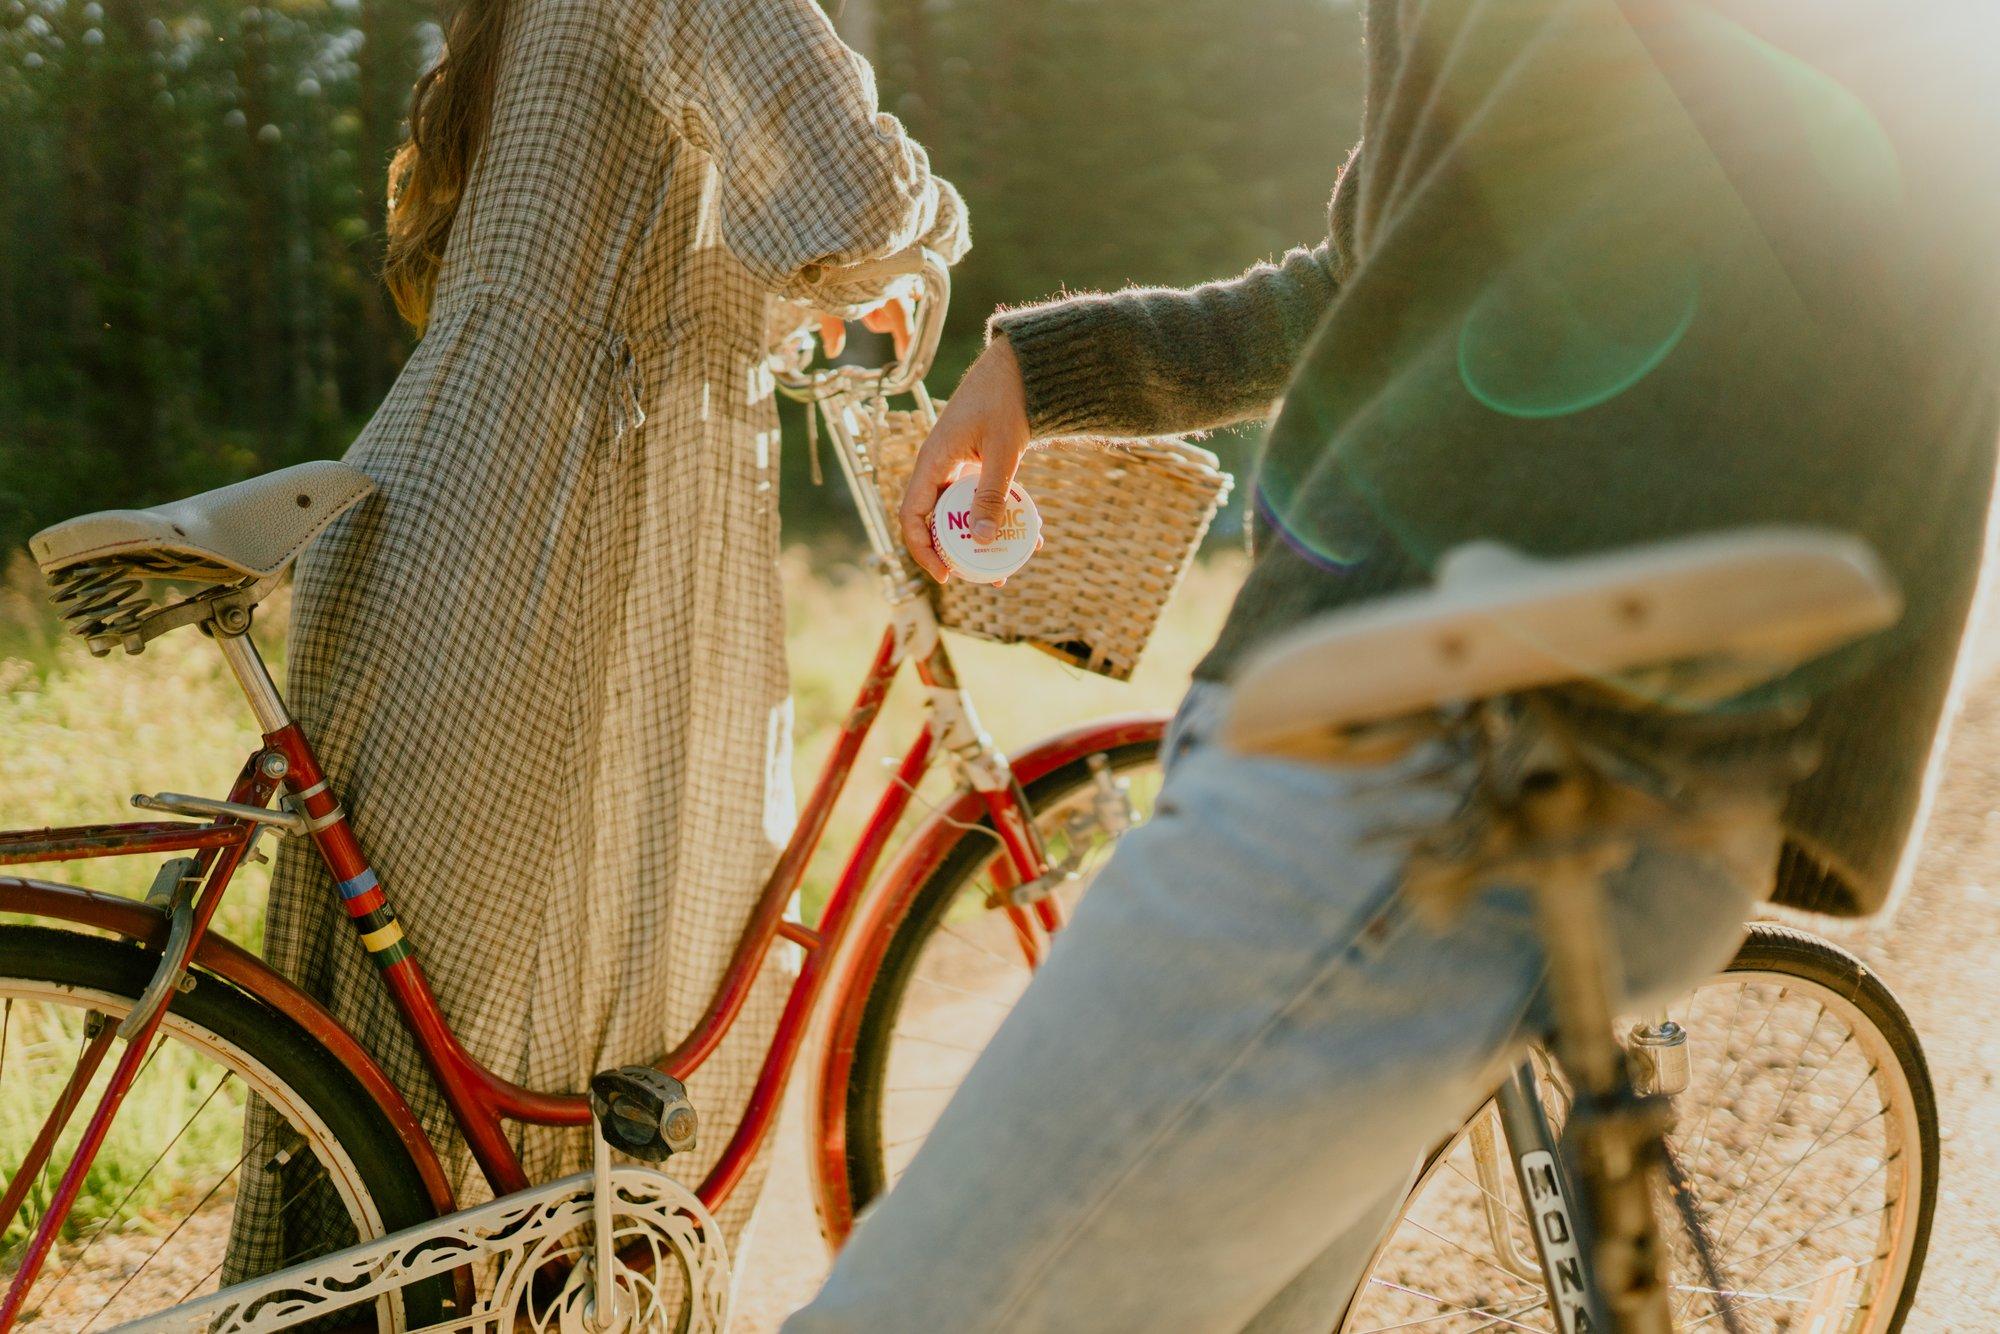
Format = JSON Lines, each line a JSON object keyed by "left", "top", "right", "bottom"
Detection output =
{"left": 0, "top": 0, "right": 1365, "bottom": 555}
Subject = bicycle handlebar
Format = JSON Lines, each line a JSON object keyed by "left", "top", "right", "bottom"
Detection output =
{"left": 771, "top": 246, "right": 952, "bottom": 401}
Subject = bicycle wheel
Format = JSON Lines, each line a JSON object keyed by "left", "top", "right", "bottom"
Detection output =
{"left": 1341, "top": 922, "right": 1937, "bottom": 1333}
{"left": 840, "top": 738, "right": 1164, "bottom": 1215}
{"left": 0, "top": 925, "right": 453, "bottom": 1332}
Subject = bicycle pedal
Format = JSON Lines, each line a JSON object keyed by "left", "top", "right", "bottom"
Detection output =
{"left": 589, "top": 1066, "right": 698, "bottom": 1162}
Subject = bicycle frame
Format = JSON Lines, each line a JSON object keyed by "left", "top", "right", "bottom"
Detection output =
{"left": 1, "top": 592, "right": 1097, "bottom": 1310}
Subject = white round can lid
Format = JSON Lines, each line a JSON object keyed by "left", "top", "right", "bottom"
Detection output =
{"left": 930, "top": 475, "right": 1041, "bottom": 583}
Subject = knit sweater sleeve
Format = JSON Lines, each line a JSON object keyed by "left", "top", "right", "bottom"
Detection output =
{"left": 987, "top": 241, "right": 1339, "bottom": 440}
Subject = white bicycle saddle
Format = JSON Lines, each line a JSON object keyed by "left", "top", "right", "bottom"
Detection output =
{"left": 30, "top": 459, "right": 374, "bottom": 585}
{"left": 1223, "top": 528, "right": 1901, "bottom": 759}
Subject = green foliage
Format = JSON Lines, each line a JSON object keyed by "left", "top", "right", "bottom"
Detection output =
{"left": 1, "top": 0, "right": 427, "bottom": 547}
{"left": 2, "top": 0, "right": 1363, "bottom": 549}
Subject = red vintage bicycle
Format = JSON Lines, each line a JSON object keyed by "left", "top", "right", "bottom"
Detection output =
{"left": 0, "top": 252, "right": 1201, "bottom": 1331}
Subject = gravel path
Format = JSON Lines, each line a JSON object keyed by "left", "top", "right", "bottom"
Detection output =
{"left": 1833, "top": 674, "right": 2000, "bottom": 1329}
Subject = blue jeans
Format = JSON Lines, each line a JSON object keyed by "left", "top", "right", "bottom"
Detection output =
{"left": 786, "top": 683, "right": 1777, "bottom": 1332}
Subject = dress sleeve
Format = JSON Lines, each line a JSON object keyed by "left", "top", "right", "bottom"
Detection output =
{"left": 629, "top": 0, "right": 969, "bottom": 308}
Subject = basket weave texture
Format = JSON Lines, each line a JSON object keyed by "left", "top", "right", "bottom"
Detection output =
{"left": 862, "top": 402, "right": 1233, "bottom": 680}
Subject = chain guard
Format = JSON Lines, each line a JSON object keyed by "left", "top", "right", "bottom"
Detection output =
{"left": 109, "top": 1167, "right": 729, "bottom": 1334}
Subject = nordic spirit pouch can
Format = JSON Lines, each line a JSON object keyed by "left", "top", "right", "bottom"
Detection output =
{"left": 928, "top": 474, "right": 1041, "bottom": 583}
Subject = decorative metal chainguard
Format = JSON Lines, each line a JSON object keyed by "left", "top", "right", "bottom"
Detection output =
{"left": 106, "top": 1167, "right": 731, "bottom": 1334}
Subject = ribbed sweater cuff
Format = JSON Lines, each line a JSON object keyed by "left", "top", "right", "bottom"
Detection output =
{"left": 988, "top": 300, "right": 1129, "bottom": 439}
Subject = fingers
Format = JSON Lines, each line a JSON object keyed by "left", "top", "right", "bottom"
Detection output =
{"left": 968, "top": 448, "right": 1022, "bottom": 544}
{"left": 863, "top": 299, "right": 914, "bottom": 359}
{"left": 897, "top": 339, "right": 1033, "bottom": 582}
{"left": 816, "top": 314, "right": 846, "bottom": 360}
{"left": 898, "top": 423, "right": 961, "bottom": 582}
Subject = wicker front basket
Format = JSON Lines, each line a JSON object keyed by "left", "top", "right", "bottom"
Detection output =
{"left": 861, "top": 403, "right": 1233, "bottom": 681}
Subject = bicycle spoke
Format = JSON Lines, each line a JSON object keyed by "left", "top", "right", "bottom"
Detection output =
{"left": 907, "top": 972, "right": 1019, "bottom": 1009}
{"left": 171, "top": 1255, "right": 227, "bottom": 1310}
{"left": 1403, "top": 1217, "right": 1543, "bottom": 1294}
{"left": 1718, "top": 1106, "right": 1887, "bottom": 1225}
{"left": 1678, "top": 984, "right": 1789, "bottom": 1186}
{"left": 935, "top": 924, "right": 1033, "bottom": 978}
{"left": 0, "top": 1019, "right": 120, "bottom": 1242}
{"left": 1676, "top": 1256, "right": 1870, "bottom": 1331}
{"left": 1715, "top": 1066, "right": 1880, "bottom": 1256}
{"left": 1355, "top": 1280, "right": 1550, "bottom": 1332}
{"left": 42, "top": 1067, "right": 237, "bottom": 1303}
{"left": 1709, "top": 1171, "right": 1889, "bottom": 1312}
{"left": 1696, "top": 1004, "right": 1836, "bottom": 1251}
{"left": 1673, "top": 981, "right": 1749, "bottom": 1181}
{"left": 78, "top": 1136, "right": 255, "bottom": 1333}
{"left": 1354, "top": 1293, "right": 1549, "bottom": 1332}
{"left": 1442, "top": 1156, "right": 1527, "bottom": 1228}
{"left": 1723, "top": 1196, "right": 1891, "bottom": 1288}
{"left": 1462, "top": 1301, "right": 1554, "bottom": 1334}
{"left": 889, "top": 1029, "right": 988, "bottom": 1057}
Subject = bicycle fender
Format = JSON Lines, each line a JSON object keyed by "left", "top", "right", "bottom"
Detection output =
{"left": 0, "top": 875, "right": 458, "bottom": 1220}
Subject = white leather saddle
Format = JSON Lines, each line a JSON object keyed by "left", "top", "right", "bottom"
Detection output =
{"left": 1223, "top": 528, "right": 1901, "bottom": 759}
{"left": 30, "top": 459, "right": 373, "bottom": 585}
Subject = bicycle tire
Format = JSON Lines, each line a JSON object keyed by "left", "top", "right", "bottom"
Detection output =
{"left": 1723, "top": 922, "right": 1938, "bottom": 1331}
{"left": 0, "top": 924, "right": 453, "bottom": 1331}
{"left": 1341, "top": 921, "right": 1938, "bottom": 1333}
{"left": 840, "top": 738, "right": 1162, "bottom": 1216}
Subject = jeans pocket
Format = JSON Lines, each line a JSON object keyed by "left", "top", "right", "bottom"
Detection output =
{"left": 1161, "top": 682, "right": 1231, "bottom": 773}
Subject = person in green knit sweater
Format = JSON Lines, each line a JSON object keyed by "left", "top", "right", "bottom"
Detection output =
{"left": 789, "top": 2, "right": 2000, "bottom": 1329}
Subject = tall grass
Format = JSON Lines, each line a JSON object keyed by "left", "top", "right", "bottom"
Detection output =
{"left": 1, "top": 549, "right": 1242, "bottom": 1252}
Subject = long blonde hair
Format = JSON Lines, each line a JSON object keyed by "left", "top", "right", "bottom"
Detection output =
{"left": 383, "top": 0, "right": 509, "bottom": 331}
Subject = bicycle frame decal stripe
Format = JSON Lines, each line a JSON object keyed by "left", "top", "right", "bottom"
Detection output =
{"left": 337, "top": 869, "right": 379, "bottom": 901}
{"left": 360, "top": 921, "right": 405, "bottom": 954}
{"left": 344, "top": 885, "right": 388, "bottom": 918}
{"left": 352, "top": 904, "right": 397, "bottom": 936}
{"left": 371, "top": 937, "right": 414, "bottom": 967}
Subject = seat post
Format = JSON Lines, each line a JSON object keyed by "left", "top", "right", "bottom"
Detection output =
{"left": 214, "top": 621, "right": 293, "bottom": 734}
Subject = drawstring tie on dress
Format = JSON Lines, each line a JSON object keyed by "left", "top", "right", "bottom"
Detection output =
{"left": 605, "top": 333, "right": 647, "bottom": 457}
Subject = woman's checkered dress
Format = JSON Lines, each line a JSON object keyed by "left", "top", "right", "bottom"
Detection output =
{"left": 225, "top": 0, "right": 966, "bottom": 1278}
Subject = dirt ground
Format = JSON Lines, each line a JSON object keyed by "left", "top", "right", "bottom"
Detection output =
{"left": 732, "top": 658, "right": 2000, "bottom": 1330}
